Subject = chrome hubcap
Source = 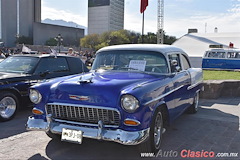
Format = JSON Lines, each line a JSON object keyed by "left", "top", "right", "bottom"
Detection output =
{"left": 0, "top": 97, "right": 16, "bottom": 118}
{"left": 154, "top": 112, "right": 162, "bottom": 148}
{"left": 194, "top": 93, "right": 199, "bottom": 111}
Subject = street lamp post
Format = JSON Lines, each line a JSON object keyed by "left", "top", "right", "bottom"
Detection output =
{"left": 55, "top": 34, "right": 63, "bottom": 53}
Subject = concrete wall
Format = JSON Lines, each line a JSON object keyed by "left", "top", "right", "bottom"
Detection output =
{"left": 19, "top": 0, "right": 34, "bottom": 38}
{"left": 109, "top": 0, "right": 124, "bottom": 31}
{"left": 1, "top": 0, "right": 18, "bottom": 47}
{"left": 88, "top": 6, "right": 110, "bottom": 35}
{"left": 33, "top": 22, "right": 84, "bottom": 46}
{"left": 88, "top": 0, "right": 124, "bottom": 35}
{"left": 34, "top": 0, "right": 41, "bottom": 23}
{"left": 19, "top": 0, "right": 41, "bottom": 38}
{"left": 1, "top": 0, "right": 41, "bottom": 47}
{"left": 200, "top": 80, "right": 240, "bottom": 99}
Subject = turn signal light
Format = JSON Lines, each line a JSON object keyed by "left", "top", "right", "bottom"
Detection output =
{"left": 32, "top": 108, "right": 44, "bottom": 115}
{"left": 124, "top": 119, "right": 140, "bottom": 126}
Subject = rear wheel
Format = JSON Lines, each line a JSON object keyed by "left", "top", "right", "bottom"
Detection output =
{"left": 187, "top": 92, "right": 199, "bottom": 114}
{"left": 0, "top": 92, "right": 19, "bottom": 121}
{"left": 138, "top": 109, "right": 163, "bottom": 153}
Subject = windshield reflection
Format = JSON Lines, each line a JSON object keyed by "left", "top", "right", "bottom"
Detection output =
{"left": 0, "top": 56, "right": 39, "bottom": 74}
{"left": 91, "top": 50, "right": 169, "bottom": 74}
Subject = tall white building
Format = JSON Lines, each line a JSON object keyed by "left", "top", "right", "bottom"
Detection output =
{"left": 88, "top": 0, "right": 124, "bottom": 35}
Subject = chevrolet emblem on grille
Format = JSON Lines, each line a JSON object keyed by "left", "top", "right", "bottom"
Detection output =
{"left": 69, "top": 95, "right": 90, "bottom": 101}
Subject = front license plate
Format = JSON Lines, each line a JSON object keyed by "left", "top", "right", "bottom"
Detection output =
{"left": 61, "top": 128, "right": 83, "bottom": 144}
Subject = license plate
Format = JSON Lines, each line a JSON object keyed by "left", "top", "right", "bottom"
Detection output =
{"left": 61, "top": 128, "right": 83, "bottom": 144}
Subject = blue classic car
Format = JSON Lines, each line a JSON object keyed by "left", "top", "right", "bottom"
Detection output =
{"left": 26, "top": 44, "right": 203, "bottom": 153}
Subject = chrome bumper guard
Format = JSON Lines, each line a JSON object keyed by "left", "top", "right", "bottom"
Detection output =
{"left": 26, "top": 115, "right": 150, "bottom": 145}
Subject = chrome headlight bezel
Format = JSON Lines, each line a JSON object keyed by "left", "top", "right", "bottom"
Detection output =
{"left": 29, "top": 89, "right": 42, "bottom": 104}
{"left": 121, "top": 94, "right": 139, "bottom": 113}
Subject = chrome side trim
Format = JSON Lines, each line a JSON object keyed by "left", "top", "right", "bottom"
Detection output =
{"left": 144, "top": 85, "right": 185, "bottom": 106}
{"left": 187, "top": 81, "right": 202, "bottom": 90}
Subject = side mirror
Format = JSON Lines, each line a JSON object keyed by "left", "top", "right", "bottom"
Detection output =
{"left": 39, "top": 70, "right": 50, "bottom": 77}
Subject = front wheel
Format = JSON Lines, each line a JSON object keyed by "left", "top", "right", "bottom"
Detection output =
{"left": 0, "top": 92, "right": 19, "bottom": 122}
{"left": 138, "top": 109, "right": 163, "bottom": 153}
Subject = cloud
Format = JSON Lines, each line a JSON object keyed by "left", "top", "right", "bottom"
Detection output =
{"left": 152, "top": 0, "right": 240, "bottom": 37}
{"left": 41, "top": 0, "right": 240, "bottom": 38}
{"left": 42, "top": 6, "right": 87, "bottom": 27}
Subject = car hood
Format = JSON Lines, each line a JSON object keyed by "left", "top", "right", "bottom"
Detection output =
{"left": 48, "top": 71, "right": 167, "bottom": 107}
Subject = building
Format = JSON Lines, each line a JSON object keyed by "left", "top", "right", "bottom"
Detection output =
{"left": 1, "top": 0, "right": 18, "bottom": 47}
{"left": 88, "top": 0, "right": 124, "bottom": 35}
{"left": 0, "top": 0, "right": 84, "bottom": 47}
{"left": 173, "top": 31, "right": 240, "bottom": 68}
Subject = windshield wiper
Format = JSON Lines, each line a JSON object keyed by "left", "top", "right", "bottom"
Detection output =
{"left": 120, "top": 67, "right": 139, "bottom": 70}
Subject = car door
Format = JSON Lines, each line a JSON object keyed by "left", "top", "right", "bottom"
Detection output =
{"left": 168, "top": 53, "right": 191, "bottom": 119}
{"left": 33, "top": 57, "right": 71, "bottom": 79}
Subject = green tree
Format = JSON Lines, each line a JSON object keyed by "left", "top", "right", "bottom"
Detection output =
{"left": 138, "top": 32, "right": 157, "bottom": 44}
{"left": 107, "top": 30, "right": 130, "bottom": 45}
{"left": 80, "top": 29, "right": 177, "bottom": 51}
{"left": 164, "top": 34, "right": 177, "bottom": 45}
{"left": 45, "top": 38, "right": 58, "bottom": 46}
{"left": 139, "top": 31, "right": 177, "bottom": 44}
{"left": 80, "top": 34, "right": 100, "bottom": 50}
{"left": 16, "top": 35, "right": 33, "bottom": 45}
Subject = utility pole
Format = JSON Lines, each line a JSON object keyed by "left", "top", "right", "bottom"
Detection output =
{"left": 157, "top": 0, "right": 164, "bottom": 44}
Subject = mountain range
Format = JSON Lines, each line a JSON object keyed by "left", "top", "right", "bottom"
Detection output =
{"left": 42, "top": 19, "right": 88, "bottom": 35}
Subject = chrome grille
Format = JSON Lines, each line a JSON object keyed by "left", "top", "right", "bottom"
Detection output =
{"left": 46, "top": 104, "right": 120, "bottom": 126}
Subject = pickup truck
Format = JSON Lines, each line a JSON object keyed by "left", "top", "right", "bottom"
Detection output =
{"left": 26, "top": 44, "right": 203, "bottom": 153}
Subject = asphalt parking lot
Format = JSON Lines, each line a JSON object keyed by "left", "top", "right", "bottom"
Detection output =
{"left": 0, "top": 98, "right": 239, "bottom": 160}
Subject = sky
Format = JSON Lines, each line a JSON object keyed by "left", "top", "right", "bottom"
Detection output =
{"left": 0, "top": 0, "right": 239, "bottom": 39}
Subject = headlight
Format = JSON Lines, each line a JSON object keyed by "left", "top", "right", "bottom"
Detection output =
{"left": 29, "top": 89, "right": 42, "bottom": 104}
{"left": 121, "top": 95, "right": 139, "bottom": 113}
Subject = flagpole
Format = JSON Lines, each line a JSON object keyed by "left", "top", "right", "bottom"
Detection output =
{"left": 142, "top": 12, "right": 144, "bottom": 43}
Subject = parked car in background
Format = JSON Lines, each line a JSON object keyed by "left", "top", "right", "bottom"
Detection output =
{"left": 26, "top": 44, "right": 203, "bottom": 153}
{"left": 0, "top": 54, "right": 89, "bottom": 121}
{"left": 0, "top": 55, "right": 5, "bottom": 62}
{"left": 202, "top": 44, "right": 240, "bottom": 70}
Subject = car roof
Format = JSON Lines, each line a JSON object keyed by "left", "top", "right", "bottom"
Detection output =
{"left": 97, "top": 44, "right": 186, "bottom": 56}
{"left": 10, "top": 54, "right": 74, "bottom": 58}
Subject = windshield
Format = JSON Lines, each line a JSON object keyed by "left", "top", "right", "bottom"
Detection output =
{"left": 92, "top": 50, "right": 169, "bottom": 74}
{"left": 0, "top": 56, "right": 39, "bottom": 74}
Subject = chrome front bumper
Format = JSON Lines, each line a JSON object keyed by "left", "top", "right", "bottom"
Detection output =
{"left": 26, "top": 115, "right": 150, "bottom": 145}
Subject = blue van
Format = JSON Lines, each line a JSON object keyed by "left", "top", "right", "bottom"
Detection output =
{"left": 202, "top": 45, "right": 240, "bottom": 70}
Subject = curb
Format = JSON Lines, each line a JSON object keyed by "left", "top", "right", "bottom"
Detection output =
{"left": 200, "top": 80, "right": 240, "bottom": 99}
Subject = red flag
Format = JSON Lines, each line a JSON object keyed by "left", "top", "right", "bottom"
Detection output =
{"left": 140, "top": 0, "right": 148, "bottom": 13}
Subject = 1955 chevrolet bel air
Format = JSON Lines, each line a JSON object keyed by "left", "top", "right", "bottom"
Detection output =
{"left": 26, "top": 44, "right": 203, "bottom": 153}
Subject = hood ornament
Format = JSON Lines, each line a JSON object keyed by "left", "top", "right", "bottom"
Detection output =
{"left": 78, "top": 73, "right": 94, "bottom": 83}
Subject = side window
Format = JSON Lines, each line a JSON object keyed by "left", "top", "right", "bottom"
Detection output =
{"left": 181, "top": 54, "right": 191, "bottom": 70}
{"left": 169, "top": 54, "right": 182, "bottom": 73}
{"left": 227, "top": 52, "right": 240, "bottom": 59}
{"left": 208, "top": 52, "right": 225, "bottom": 58}
{"left": 34, "top": 57, "right": 69, "bottom": 74}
